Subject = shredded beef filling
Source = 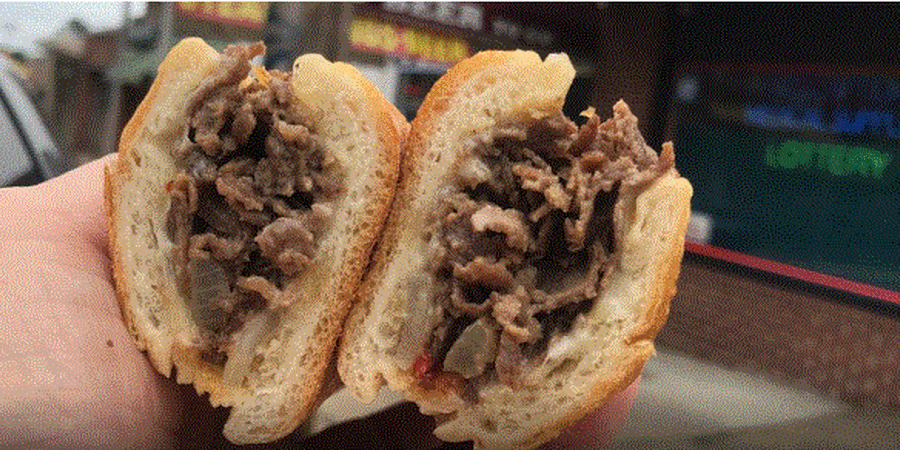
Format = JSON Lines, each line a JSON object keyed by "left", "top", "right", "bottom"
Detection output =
{"left": 164, "top": 44, "right": 341, "bottom": 365}
{"left": 419, "top": 111, "right": 671, "bottom": 388}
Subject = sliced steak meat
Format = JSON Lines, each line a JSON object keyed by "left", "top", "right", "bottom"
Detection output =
{"left": 415, "top": 110, "right": 669, "bottom": 390}
{"left": 165, "top": 43, "right": 342, "bottom": 365}
{"left": 470, "top": 204, "right": 533, "bottom": 252}
{"left": 492, "top": 286, "right": 542, "bottom": 345}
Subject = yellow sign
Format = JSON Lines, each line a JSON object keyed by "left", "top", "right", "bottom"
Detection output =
{"left": 176, "top": 2, "right": 269, "bottom": 28}
{"left": 350, "top": 17, "right": 470, "bottom": 67}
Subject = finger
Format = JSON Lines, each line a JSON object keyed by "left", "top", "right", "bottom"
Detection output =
{"left": 541, "top": 377, "right": 640, "bottom": 450}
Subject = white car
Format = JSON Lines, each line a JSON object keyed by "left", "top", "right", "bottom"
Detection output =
{"left": 0, "top": 59, "right": 65, "bottom": 187}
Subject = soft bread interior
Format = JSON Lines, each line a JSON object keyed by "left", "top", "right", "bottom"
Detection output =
{"left": 106, "top": 38, "right": 404, "bottom": 444}
{"left": 338, "top": 50, "right": 691, "bottom": 450}
{"left": 434, "top": 172, "right": 691, "bottom": 449}
{"left": 106, "top": 37, "right": 219, "bottom": 380}
{"left": 339, "top": 51, "right": 576, "bottom": 404}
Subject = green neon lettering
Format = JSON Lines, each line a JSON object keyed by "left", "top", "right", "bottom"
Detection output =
{"left": 872, "top": 151, "right": 892, "bottom": 178}
{"left": 847, "top": 148, "right": 868, "bottom": 177}
{"left": 823, "top": 144, "right": 846, "bottom": 176}
{"left": 798, "top": 141, "right": 815, "bottom": 168}
{"left": 778, "top": 140, "right": 803, "bottom": 169}
{"left": 847, "top": 147, "right": 871, "bottom": 178}
{"left": 764, "top": 140, "right": 893, "bottom": 179}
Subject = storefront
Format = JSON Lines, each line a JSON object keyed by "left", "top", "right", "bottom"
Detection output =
{"left": 343, "top": 2, "right": 602, "bottom": 120}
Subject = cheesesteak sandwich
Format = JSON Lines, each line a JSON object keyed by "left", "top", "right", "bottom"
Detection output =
{"left": 105, "top": 38, "right": 406, "bottom": 443}
{"left": 338, "top": 50, "right": 692, "bottom": 449}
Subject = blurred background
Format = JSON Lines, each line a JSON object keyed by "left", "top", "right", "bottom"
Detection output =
{"left": 2, "top": 2, "right": 899, "bottom": 448}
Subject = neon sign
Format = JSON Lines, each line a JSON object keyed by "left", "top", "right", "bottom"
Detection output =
{"left": 176, "top": 2, "right": 269, "bottom": 28}
{"left": 349, "top": 17, "right": 470, "bottom": 67}
{"left": 745, "top": 105, "right": 900, "bottom": 140}
{"left": 764, "top": 140, "right": 892, "bottom": 178}
{"left": 382, "top": 2, "right": 484, "bottom": 32}
{"left": 672, "top": 64, "right": 900, "bottom": 296}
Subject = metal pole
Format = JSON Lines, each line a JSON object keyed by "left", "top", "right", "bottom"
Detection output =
{"left": 100, "top": 2, "right": 131, "bottom": 155}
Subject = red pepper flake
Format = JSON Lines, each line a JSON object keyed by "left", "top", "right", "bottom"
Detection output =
{"left": 165, "top": 180, "right": 175, "bottom": 193}
{"left": 413, "top": 353, "right": 435, "bottom": 379}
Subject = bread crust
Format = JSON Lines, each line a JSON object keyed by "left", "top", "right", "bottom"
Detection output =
{"left": 338, "top": 50, "right": 575, "bottom": 402}
{"left": 106, "top": 38, "right": 406, "bottom": 443}
{"left": 338, "top": 50, "right": 692, "bottom": 449}
{"left": 106, "top": 38, "right": 220, "bottom": 379}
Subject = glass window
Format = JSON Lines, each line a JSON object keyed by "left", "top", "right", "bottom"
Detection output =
{"left": 0, "top": 65, "right": 62, "bottom": 179}
{"left": 0, "top": 98, "right": 32, "bottom": 187}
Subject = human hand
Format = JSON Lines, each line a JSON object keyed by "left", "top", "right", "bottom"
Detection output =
{"left": 0, "top": 154, "right": 186, "bottom": 449}
{"left": 0, "top": 154, "right": 633, "bottom": 449}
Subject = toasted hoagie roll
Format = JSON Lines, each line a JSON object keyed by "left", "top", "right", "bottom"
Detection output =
{"left": 338, "top": 50, "right": 692, "bottom": 449}
{"left": 105, "top": 38, "right": 406, "bottom": 444}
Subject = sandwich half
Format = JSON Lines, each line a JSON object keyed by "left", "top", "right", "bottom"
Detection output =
{"left": 338, "top": 50, "right": 692, "bottom": 449}
{"left": 105, "top": 38, "right": 406, "bottom": 443}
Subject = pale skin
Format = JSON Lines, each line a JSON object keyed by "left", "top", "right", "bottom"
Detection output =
{"left": 0, "top": 154, "right": 633, "bottom": 449}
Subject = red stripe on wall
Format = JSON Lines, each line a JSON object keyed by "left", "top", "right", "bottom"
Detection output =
{"left": 684, "top": 241, "right": 900, "bottom": 307}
